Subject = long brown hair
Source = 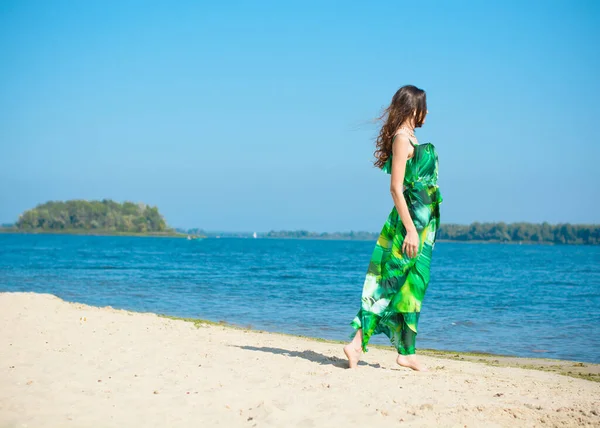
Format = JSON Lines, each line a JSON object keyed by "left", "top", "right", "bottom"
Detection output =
{"left": 373, "top": 85, "right": 427, "bottom": 168}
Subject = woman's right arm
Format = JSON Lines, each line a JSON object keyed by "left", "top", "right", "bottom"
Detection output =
{"left": 389, "top": 134, "right": 419, "bottom": 258}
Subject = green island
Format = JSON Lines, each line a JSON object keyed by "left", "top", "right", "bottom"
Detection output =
{"left": 1, "top": 199, "right": 185, "bottom": 237}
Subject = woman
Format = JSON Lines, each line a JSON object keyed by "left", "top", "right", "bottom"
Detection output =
{"left": 344, "top": 85, "right": 442, "bottom": 371}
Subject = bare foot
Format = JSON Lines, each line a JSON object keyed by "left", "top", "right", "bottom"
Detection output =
{"left": 396, "top": 354, "right": 428, "bottom": 371}
{"left": 343, "top": 344, "right": 362, "bottom": 369}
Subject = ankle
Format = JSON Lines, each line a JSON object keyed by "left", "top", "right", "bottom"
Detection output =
{"left": 346, "top": 343, "right": 361, "bottom": 352}
{"left": 397, "top": 353, "right": 416, "bottom": 359}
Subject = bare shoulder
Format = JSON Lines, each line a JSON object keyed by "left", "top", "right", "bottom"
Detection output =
{"left": 392, "top": 132, "right": 414, "bottom": 158}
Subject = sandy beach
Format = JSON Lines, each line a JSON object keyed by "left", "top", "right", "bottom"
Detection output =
{"left": 1, "top": 292, "right": 598, "bottom": 427}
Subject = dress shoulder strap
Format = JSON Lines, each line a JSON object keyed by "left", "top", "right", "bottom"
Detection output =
{"left": 392, "top": 131, "right": 417, "bottom": 147}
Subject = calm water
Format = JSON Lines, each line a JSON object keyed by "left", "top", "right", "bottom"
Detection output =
{"left": 1, "top": 234, "right": 599, "bottom": 363}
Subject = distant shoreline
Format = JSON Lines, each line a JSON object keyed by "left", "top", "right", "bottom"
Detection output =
{"left": 0, "top": 228, "right": 187, "bottom": 238}
{"left": 6, "top": 199, "right": 599, "bottom": 245}
{"left": 0, "top": 229, "right": 592, "bottom": 245}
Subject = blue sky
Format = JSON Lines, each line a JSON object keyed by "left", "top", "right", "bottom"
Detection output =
{"left": 1, "top": 0, "right": 598, "bottom": 232}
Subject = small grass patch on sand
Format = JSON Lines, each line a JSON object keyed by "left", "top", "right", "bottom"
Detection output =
{"left": 157, "top": 314, "right": 239, "bottom": 329}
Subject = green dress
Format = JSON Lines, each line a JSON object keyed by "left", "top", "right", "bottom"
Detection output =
{"left": 351, "top": 137, "right": 443, "bottom": 355}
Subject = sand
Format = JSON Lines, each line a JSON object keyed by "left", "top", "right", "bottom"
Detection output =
{"left": 1, "top": 292, "right": 598, "bottom": 428}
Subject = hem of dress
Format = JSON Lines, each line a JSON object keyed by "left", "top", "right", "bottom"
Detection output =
{"left": 398, "top": 346, "right": 416, "bottom": 355}
{"left": 350, "top": 311, "right": 420, "bottom": 355}
{"left": 349, "top": 319, "right": 370, "bottom": 353}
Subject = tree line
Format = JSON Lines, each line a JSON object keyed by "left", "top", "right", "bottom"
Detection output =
{"left": 262, "top": 222, "right": 599, "bottom": 244}
{"left": 5, "top": 202, "right": 598, "bottom": 244}
{"left": 14, "top": 200, "right": 169, "bottom": 234}
{"left": 438, "top": 222, "right": 599, "bottom": 245}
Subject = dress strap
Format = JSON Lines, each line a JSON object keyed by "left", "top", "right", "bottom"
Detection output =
{"left": 392, "top": 131, "right": 417, "bottom": 147}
